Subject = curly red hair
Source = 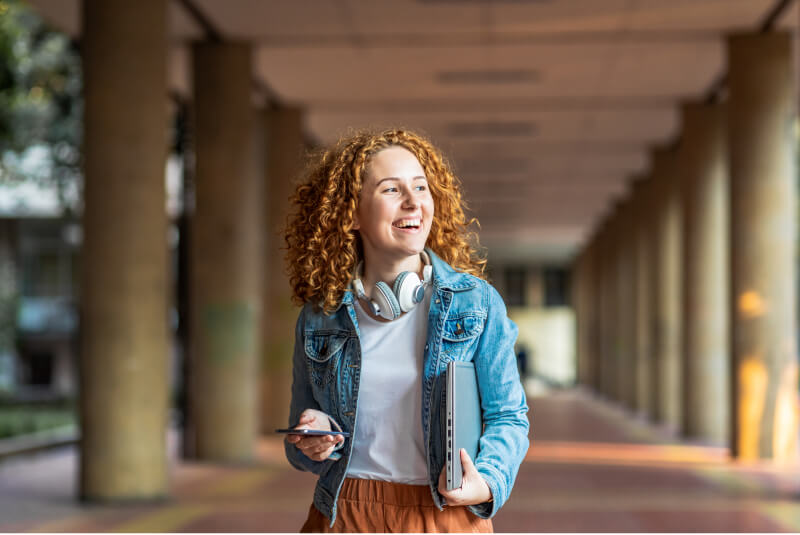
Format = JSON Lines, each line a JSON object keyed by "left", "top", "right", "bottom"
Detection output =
{"left": 284, "top": 128, "right": 486, "bottom": 314}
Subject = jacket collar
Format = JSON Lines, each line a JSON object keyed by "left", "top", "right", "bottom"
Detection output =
{"left": 339, "top": 288, "right": 355, "bottom": 309}
{"left": 427, "top": 248, "right": 478, "bottom": 292}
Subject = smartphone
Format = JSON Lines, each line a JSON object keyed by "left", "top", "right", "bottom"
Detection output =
{"left": 274, "top": 428, "right": 350, "bottom": 437}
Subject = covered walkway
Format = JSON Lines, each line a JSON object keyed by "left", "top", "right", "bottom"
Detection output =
{"left": 2, "top": 389, "right": 798, "bottom": 532}
{"left": 2, "top": 1, "right": 799, "bottom": 532}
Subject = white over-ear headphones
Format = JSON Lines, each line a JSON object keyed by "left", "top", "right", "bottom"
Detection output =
{"left": 352, "top": 251, "right": 433, "bottom": 320}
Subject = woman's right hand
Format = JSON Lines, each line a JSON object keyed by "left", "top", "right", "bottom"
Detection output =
{"left": 285, "top": 408, "right": 345, "bottom": 462}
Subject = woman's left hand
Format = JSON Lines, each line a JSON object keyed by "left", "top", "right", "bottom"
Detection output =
{"left": 437, "top": 448, "right": 493, "bottom": 506}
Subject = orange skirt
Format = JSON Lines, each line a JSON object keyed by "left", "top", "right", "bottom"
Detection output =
{"left": 301, "top": 478, "right": 493, "bottom": 533}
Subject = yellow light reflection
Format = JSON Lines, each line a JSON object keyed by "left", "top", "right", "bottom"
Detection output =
{"left": 738, "top": 291, "right": 767, "bottom": 318}
{"left": 738, "top": 357, "right": 767, "bottom": 460}
{"left": 525, "top": 441, "right": 729, "bottom": 467}
{"left": 773, "top": 360, "right": 800, "bottom": 463}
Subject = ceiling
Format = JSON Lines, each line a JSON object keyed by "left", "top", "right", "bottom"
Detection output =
{"left": 26, "top": 0, "right": 800, "bottom": 264}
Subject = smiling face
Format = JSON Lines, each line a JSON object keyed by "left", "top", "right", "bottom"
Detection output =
{"left": 353, "top": 145, "right": 435, "bottom": 266}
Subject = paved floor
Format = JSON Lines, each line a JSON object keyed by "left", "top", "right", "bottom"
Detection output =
{"left": 1, "top": 387, "right": 799, "bottom": 532}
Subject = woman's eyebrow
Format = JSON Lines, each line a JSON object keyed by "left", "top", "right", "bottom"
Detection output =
{"left": 375, "top": 176, "right": 426, "bottom": 186}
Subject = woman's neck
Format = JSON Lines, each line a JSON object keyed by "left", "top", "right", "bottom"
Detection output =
{"left": 360, "top": 252, "right": 424, "bottom": 296}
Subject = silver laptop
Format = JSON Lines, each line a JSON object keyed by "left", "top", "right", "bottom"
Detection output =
{"left": 446, "top": 360, "right": 482, "bottom": 490}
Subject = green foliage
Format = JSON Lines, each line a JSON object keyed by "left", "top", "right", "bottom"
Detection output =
{"left": 0, "top": 0, "right": 82, "bottom": 213}
{"left": 0, "top": 401, "right": 75, "bottom": 438}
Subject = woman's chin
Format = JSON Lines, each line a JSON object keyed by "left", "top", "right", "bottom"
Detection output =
{"left": 400, "top": 241, "right": 428, "bottom": 256}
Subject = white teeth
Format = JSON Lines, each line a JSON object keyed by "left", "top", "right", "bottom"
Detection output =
{"left": 394, "top": 218, "right": 421, "bottom": 228}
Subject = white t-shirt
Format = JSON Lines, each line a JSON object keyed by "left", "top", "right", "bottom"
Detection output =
{"left": 346, "top": 285, "right": 432, "bottom": 484}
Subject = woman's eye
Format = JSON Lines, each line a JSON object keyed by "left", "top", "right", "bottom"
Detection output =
{"left": 383, "top": 187, "right": 398, "bottom": 193}
{"left": 415, "top": 185, "right": 427, "bottom": 191}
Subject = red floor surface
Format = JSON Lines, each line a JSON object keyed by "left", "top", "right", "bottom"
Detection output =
{"left": 1, "top": 387, "right": 798, "bottom": 532}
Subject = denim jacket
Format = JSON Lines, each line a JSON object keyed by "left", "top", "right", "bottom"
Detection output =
{"left": 284, "top": 249, "right": 530, "bottom": 527}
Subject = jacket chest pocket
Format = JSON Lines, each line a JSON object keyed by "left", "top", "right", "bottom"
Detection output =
{"left": 304, "top": 330, "right": 349, "bottom": 388}
{"left": 440, "top": 313, "right": 485, "bottom": 361}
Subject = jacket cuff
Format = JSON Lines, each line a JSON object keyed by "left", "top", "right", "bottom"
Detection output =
{"left": 468, "top": 463, "right": 504, "bottom": 519}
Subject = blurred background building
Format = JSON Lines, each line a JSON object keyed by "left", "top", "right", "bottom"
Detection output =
{"left": 0, "top": 0, "right": 798, "bottom": 531}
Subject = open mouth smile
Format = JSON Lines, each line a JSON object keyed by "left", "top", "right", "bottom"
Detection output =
{"left": 392, "top": 218, "right": 422, "bottom": 231}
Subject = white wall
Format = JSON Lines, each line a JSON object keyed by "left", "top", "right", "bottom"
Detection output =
{"left": 508, "top": 306, "right": 575, "bottom": 386}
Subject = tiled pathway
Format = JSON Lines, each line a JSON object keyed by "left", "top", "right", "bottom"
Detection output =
{"left": 1, "top": 387, "right": 798, "bottom": 532}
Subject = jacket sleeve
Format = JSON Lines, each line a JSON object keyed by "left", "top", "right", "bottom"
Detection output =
{"left": 284, "top": 305, "right": 344, "bottom": 474}
{"left": 468, "top": 282, "right": 530, "bottom": 519}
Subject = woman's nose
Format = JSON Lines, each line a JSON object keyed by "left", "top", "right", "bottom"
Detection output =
{"left": 401, "top": 187, "right": 419, "bottom": 207}
{"left": 402, "top": 194, "right": 419, "bottom": 209}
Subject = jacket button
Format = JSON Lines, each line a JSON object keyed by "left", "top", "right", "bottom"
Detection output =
{"left": 435, "top": 299, "right": 440, "bottom": 304}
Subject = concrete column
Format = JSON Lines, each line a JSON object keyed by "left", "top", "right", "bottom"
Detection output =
{"left": 0, "top": 219, "right": 18, "bottom": 393}
{"left": 625, "top": 198, "right": 639, "bottom": 410}
{"left": 262, "top": 107, "right": 305, "bottom": 432}
{"left": 578, "top": 239, "right": 597, "bottom": 391}
{"left": 728, "top": 32, "right": 799, "bottom": 462}
{"left": 574, "top": 247, "right": 593, "bottom": 387}
{"left": 678, "top": 102, "right": 730, "bottom": 444}
{"left": 190, "top": 42, "right": 262, "bottom": 461}
{"left": 629, "top": 195, "right": 643, "bottom": 411}
{"left": 571, "top": 253, "right": 582, "bottom": 383}
{"left": 616, "top": 198, "right": 636, "bottom": 409}
{"left": 595, "top": 223, "right": 611, "bottom": 398}
{"left": 631, "top": 177, "right": 653, "bottom": 417}
{"left": 602, "top": 212, "right": 620, "bottom": 401}
{"left": 644, "top": 159, "right": 663, "bottom": 422}
{"left": 80, "top": 0, "right": 169, "bottom": 499}
{"left": 652, "top": 147, "right": 683, "bottom": 431}
{"left": 574, "top": 248, "right": 589, "bottom": 387}
{"left": 595, "top": 221, "right": 608, "bottom": 398}
{"left": 584, "top": 250, "right": 595, "bottom": 388}
{"left": 586, "top": 243, "right": 600, "bottom": 390}
{"left": 588, "top": 238, "right": 603, "bottom": 392}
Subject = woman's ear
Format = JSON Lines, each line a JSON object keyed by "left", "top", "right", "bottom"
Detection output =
{"left": 352, "top": 213, "right": 360, "bottom": 230}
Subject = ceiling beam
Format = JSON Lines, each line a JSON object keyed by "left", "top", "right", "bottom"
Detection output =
{"left": 307, "top": 96, "right": 676, "bottom": 113}
{"left": 176, "top": 0, "right": 281, "bottom": 108}
{"left": 243, "top": 29, "right": 724, "bottom": 49}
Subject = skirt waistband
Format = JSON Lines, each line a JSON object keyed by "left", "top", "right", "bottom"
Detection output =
{"left": 338, "top": 478, "right": 435, "bottom": 507}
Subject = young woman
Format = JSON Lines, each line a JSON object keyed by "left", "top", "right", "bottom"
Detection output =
{"left": 283, "top": 129, "right": 529, "bottom": 533}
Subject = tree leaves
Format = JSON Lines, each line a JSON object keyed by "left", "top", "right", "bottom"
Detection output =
{"left": 0, "top": 0, "right": 82, "bottom": 214}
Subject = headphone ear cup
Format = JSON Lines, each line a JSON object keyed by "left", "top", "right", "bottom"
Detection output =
{"left": 374, "top": 281, "right": 401, "bottom": 320}
{"left": 393, "top": 271, "right": 422, "bottom": 312}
